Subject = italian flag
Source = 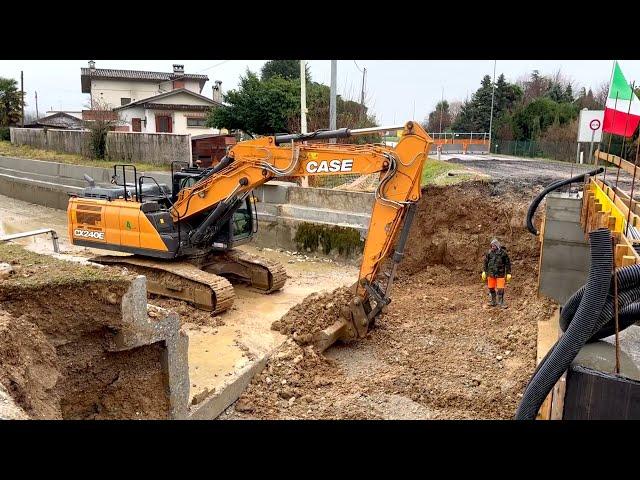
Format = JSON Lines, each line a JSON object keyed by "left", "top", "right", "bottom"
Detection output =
{"left": 603, "top": 61, "right": 640, "bottom": 138}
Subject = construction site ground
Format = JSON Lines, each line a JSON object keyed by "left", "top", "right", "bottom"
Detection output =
{"left": 0, "top": 193, "right": 357, "bottom": 415}
{"left": 0, "top": 154, "right": 600, "bottom": 419}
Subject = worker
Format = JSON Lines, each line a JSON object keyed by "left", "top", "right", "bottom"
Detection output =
{"left": 481, "top": 238, "right": 512, "bottom": 308}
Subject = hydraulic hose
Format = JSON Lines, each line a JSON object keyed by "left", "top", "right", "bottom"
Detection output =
{"left": 526, "top": 167, "right": 604, "bottom": 235}
{"left": 515, "top": 228, "right": 612, "bottom": 420}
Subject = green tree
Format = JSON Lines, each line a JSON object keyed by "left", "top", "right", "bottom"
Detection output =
{"left": 423, "top": 100, "right": 451, "bottom": 133}
{"left": 261, "top": 60, "right": 310, "bottom": 82}
{"left": 0, "top": 77, "right": 24, "bottom": 127}
{"left": 206, "top": 70, "right": 299, "bottom": 134}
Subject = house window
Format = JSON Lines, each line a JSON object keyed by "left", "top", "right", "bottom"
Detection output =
{"left": 156, "top": 115, "right": 172, "bottom": 133}
{"left": 121, "top": 97, "right": 131, "bottom": 106}
{"left": 187, "top": 117, "right": 207, "bottom": 128}
{"left": 173, "top": 80, "right": 185, "bottom": 89}
{"left": 132, "top": 118, "right": 142, "bottom": 132}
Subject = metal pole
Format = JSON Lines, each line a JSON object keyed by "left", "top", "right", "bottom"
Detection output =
{"left": 612, "top": 235, "right": 621, "bottom": 375}
{"left": 616, "top": 80, "right": 635, "bottom": 188}
{"left": 360, "top": 67, "right": 366, "bottom": 121}
{"left": 438, "top": 87, "right": 444, "bottom": 134}
{"left": 35, "top": 91, "right": 39, "bottom": 119}
{"left": 488, "top": 60, "right": 497, "bottom": 147}
{"left": 329, "top": 60, "right": 337, "bottom": 144}
{"left": 300, "top": 60, "right": 307, "bottom": 134}
{"left": 588, "top": 130, "right": 595, "bottom": 165}
{"left": 300, "top": 60, "right": 309, "bottom": 187}
{"left": 625, "top": 140, "right": 640, "bottom": 237}
{"left": 20, "top": 71, "right": 24, "bottom": 127}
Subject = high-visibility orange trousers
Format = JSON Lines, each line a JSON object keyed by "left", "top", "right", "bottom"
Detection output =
{"left": 487, "top": 276, "right": 505, "bottom": 289}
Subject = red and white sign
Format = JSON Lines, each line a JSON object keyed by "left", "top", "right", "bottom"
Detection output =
{"left": 578, "top": 110, "right": 604, "bottom": 143}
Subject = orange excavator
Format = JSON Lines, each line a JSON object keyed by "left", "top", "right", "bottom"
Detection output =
{"left": 68, "top": 121, "right": 431, "bottom": 347}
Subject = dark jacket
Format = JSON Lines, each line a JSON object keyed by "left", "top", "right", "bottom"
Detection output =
{"left": 484, "top": 248, "right": 511, "bottom": 277}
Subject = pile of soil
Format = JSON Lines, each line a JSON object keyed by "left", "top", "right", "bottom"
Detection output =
{"left": 0, "top": 243, "right": 171, "bottom": 419}
{"left": 225, "top": 181, "right": 557, "bottom": 420}
{"left": 271, "top": 287, "right": 353, "bottom": 344}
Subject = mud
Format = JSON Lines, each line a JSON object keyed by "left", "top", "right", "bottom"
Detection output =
{"left": 224, "top": 181, "right": 557, "bottom": 420}
{"left": 0, "top": 243, "right": 170, "bottom": 419}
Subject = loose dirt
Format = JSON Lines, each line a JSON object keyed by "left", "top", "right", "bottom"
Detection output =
{"left": 271, "top": 286, "right": 353, "bottom": 344}
{"left": 224, "top": 181, "right": 557, "bottom": 420}
{"left": 0, "top": 243, "right": 171, "bottom": 419}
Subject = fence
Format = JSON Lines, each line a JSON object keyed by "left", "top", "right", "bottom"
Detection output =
{"left": 495, "top": 140, "right": 578, "bottom": 162}
{"left": 9, "top": 128, "right": 191, "bottom": 166}
{"left": 106, "top": 132, "right": 190, "bottom": 166}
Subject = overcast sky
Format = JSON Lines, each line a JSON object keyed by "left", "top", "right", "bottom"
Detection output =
{"left": 1, "top": 59, "right": 637, "bottom": 126}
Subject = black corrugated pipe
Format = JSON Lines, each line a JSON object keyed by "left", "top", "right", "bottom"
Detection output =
{"left": 526, "top": 167, "right": 604, "bottom": 235}
{"left": 560, "top": 263, "right": 640, "bottom": 341}
{"left": 515, "top": 228, "right": 612, "bottom": 420}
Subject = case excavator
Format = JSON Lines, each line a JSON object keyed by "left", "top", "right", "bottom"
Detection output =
{"left": 68, "top": 121, "right": 432, "bottom": 349}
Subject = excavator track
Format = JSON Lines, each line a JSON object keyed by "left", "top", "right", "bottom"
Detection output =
{"left": 90, "top": 255, "right": 235, "bottom": 314}
{"left": 197, "top": 249, "right": 287, "bottom": 294}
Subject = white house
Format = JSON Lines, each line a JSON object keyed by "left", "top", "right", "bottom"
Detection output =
{"left": 80, "top": 61, "right": 225, "bottom": 135}
{"left": 113, "top": 89, "right": 223, "bottom": 135}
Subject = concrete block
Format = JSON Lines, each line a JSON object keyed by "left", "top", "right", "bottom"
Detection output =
{"left": 543, "top": 220, "right": 589, "bottom": 243}
{"left": 287, "top": 186, "right": 374, "bottom": 213}
{"left": 255, "top": 181, "right": 291, "bottom": 204}
{"left": 280, "top": 204, "right": 370, "bottom": 229}
{"left": 187, "top": 355, "right": 269, "bottom": 420}
{"left": 110, "top": 275, "right": 190, "bottom": 420}
{"left": 0, "top": 173, "right": 82, "bottom": 210}
{"left": 546, "top": 207, "right": 583, "bottom": 223}
{"left": 539, "top": 268, "right": 589, "bottom": 304}
{"left": 540, "top": 240, "right": 590, "bottom": 271}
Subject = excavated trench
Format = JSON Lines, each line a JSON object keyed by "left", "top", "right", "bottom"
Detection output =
{"left": 227, "top": 181, "right": 557, "bottom": 419}
{"left": 0, "top": 245, "right": 171, "bottom": 420}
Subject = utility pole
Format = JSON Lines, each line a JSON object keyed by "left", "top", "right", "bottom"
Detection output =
{"left": 329, "top": 60, "right": 337, "bottom": 143}
{"left": 20, "top": 71, "right": 24, "bottom": 127}
{"left": 35, "top": 91, "right": 39, "bottom": 119}
{"left": 488, "top": 60, "right": 497, "bottom": 149}
{"left": 300, "top": 60, "right": 309, "bottom": 187}
{"left": 300, "top": 60, "right": 307, "bottom": 134}
{"left": 438, "top": 87, "right": 444, "bottom": 133}
{"left": 360, "top": 67, "right": 367, "bottom": 121}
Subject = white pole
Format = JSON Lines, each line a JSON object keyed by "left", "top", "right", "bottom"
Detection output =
{"left": 300, "top": 60, "right": 309, "bottom": 187}
{"left": 488, "top": 60, "right": 497, "bottom": 149}
{"left": 300, "top": 60, "right": 307, "bottom": 134}
{"left": 329, "top": 60, "right": 337, "bottom": 144}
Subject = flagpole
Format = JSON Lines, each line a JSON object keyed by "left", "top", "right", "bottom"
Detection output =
{"left": 598, "top": 60, "right": 617, "bottom": 170}
{"left": 624, "top": 137, "right": 640, "bottom": 237}
{"left": 615, "top": 80, "right": 635, "bottom": 188}
{"left": 604, "top": 90, "right": 619, "bottom": 184}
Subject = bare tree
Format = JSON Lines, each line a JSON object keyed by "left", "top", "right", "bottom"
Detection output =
{"left": 83, "top": 97, "right": 121, "bottom": 159}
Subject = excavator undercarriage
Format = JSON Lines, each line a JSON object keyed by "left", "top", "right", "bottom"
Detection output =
{"left": 91, "top": 249, "right": 287, "bottom": 314}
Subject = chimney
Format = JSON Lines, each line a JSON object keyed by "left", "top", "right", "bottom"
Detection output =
{"left": 88, "top": 60, "right": 96, "bottom": 71}
{"left": 173, "top": 64, "right": 184, "bottom": 74}
{"left": 213, "top": 80, "right": 222, "bottom": 103}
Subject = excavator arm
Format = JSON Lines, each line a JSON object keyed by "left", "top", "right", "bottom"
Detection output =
{"left": 171, "top": 121, "right": 432, "bottom": 347}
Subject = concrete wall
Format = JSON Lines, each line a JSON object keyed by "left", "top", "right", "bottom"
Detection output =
{"left": 538, "top": 193, "right": 590, "bottom": 304}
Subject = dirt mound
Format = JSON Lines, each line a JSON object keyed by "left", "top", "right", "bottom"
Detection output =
{"left": 271, "top": 286, "right": 353, "bottom": 344}
{"left": 225, "top": 181, "right": 557, "bottom": 420}
{"left": 401, "top": 181, "right": 539, "bottom": 277}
